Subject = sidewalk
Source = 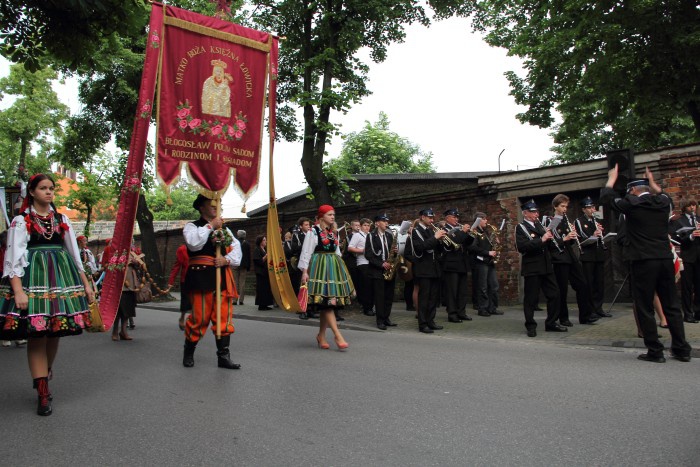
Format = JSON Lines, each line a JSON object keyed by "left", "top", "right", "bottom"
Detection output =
{"left": 139, "top": 292, "right": 700, "bottom": 357}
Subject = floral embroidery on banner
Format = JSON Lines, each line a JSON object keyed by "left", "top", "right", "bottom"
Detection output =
{"left": 107, "top": 249, "right": 129, "bottom": 271}
{"left": 176, "top": 100, "right": 248, "bottom": 141}
{"left": 122, "top": 174, "right": 142, "bottom": 194}
{"left": 150, "top": 31, "right": 160, "bottom": 49}
{"left": 140, "top": 100, "right": 152, "bottom": 119}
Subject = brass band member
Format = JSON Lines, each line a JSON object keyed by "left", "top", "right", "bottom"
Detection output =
{"left": 348, "top": 218, "right": 374, "bottom": 316}
{"left": 547, "top": 194, "right": 599, "bottom": 326}
{"left": 439, "top": 208, "right": 474, "bottom": 323}
{"left": 601, "top": 166, "right": 691, "bottom": 363}
{"left": 672, "top": 198, "right": 700, "bottom": 323}
{"left": 515, "top": 199, "right": 566, "bottom": 337}
{"left": 575, "top": 196, "right": 611, "bottom": 318}
{"left": 411, "top": 208, "right": 446, "bottom": 334}
{"left": 364, "top": 213, "right": 397, "bottom": 330}
{"left": 467, "top": 212, "right": 502, "bottom": 317}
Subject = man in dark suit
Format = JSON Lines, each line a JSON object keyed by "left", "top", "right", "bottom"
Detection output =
{"left": 546, "top": 194, "right": 599, "bottom": 326}
{"left": 467, "top": 212, "right": 503, "bottom": 317}
{"left": 515, "top": 199, "right": 566, "bottom": 337}
{"left": 364, "top": 213, "right": 397, "bottom": 330}
{"left": 600, "top": 165, "right": 692, "bottom": 363}
{"left": 411, "top": 208, "right": 446, "bottom": 334}
{"left": 439, "top": 208, "right": 474, "bottom": 323}
{"left": 290, "top": 217, "right": 316, "bottom": 319}
{"left": 671, "top": 198, "right": 700, "bottom": 323}
{"left": 575, "top": 196, "right": 612, "bottom": 318}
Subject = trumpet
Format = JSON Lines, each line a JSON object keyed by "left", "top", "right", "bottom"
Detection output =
{"left": 431, "top": 223, "right": 462, "bottom": 249}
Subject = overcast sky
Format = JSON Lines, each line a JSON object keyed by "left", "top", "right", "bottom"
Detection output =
{"left": 1, "top": 16, "right": 557, "bottom": 219}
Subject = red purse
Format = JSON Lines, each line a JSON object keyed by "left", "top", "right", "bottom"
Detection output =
{"left": 297, "top": 284, "right": 308, "bottom": 312}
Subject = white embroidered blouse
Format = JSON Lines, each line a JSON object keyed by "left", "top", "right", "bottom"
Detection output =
{"left": 3, "top": 206, "right": 85, "bottom": 279}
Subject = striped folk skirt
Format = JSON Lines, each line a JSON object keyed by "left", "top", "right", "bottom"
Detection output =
{"left": 307, "top": 252, "right": 355, "bottom": 310}
{"left": 0, "top": 245, "right": 91, "bottom": 339}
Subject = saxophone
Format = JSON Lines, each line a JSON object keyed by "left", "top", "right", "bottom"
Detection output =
{"left": 384, "top": 228, "right": 400, "bottom": 281}
{"left": 486, "top": 224, "right": 501, "bottom": 264}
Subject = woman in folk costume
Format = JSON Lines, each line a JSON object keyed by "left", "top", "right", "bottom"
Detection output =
{"left": 298, "top": 205, "right": 354, "bottom": 350}
{"left": 0, "top": 174, "right": 95, "bottom": 416}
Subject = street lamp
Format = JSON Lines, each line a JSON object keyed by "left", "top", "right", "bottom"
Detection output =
{"left": 497, "top": 149, "right": 505, "bottom": 173}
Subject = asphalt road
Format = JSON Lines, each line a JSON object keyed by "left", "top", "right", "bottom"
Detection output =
{"left": 1, "top": 309, "right": 698, "bottom": 466}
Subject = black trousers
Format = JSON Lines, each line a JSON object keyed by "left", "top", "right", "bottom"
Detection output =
{"left": 356, "top": 264, "right": 374, "bottom": 312}
{"left": 370, "top": 276, "right": 395, "bottom": 324}
{"left": 553, "top": 262, "right": 596, "bottom": 323}
{"left": 523, "top": 273, "right": 560, "bottom": 330}
{"left": 474, "top": 263, "right": 499, "bottom": 313}
{"left": 416, "top": 276, "right": 440, "bottom": 328}
{"left": 581, "top": 261, "right": 605, "bottom": 314}
{"left": 442, "top": 271, "right": 469, "bottom": 319}
{"left": 680, "top": 261, "right": 700, "bottom": 320}
{"left": 631, "top": 259, "right": 691, "bottom": 357}
{"left": 403, "top": 279, "right": 414, "bottom": 308}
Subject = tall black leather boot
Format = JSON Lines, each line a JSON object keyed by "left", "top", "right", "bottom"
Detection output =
{"left": 183, "top": 340, "right": 197, "bottom": 367}
{"left": 34, "top": 377, "right": 52, "bottom": 416}
{"left": 215, "top": 336, "right": 241, "bottom": 369}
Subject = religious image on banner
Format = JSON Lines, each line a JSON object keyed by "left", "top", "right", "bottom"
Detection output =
{"left": 156, "top": 8, "right": 271, "bottom": 200}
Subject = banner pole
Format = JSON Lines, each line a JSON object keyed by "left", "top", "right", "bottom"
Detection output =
{"left": 215, "top": 197, "right": 222, "bottom": 339}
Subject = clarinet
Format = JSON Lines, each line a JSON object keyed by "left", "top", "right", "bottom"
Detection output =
{"left": 536, "top": 220, "right": 563, "bottom": 254}
{"left": 563, "top": 213, "right": 583, "bottom": 255}
{"left": 593, "top": 217, "right": 608, "bottom": 251}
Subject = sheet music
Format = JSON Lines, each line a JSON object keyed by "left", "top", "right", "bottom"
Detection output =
{"left": 472, "top": 217, "right": 482, "bottom": 231}
{"left": 602, "top": 232, "right": 617, "bottom": 243}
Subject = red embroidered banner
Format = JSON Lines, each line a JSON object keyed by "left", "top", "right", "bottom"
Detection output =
{"left": 156, "top": 6, "right": 271, "bottom": 200}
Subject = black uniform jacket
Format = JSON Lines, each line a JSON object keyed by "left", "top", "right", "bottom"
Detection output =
{"left": 575, "top": 215, "right": 606, "bottom": 262}
{"left": 411, "top": 223, "right": 443, "bottom": 278}
{"left": 545, "top": 216, "right": 576, "bottom": 265}
{"left": 600, "top": 187, "right": 673, "bottom": 261}
{"left": 185, "top": 217, "right": 229, "bottom": 292}
{"left": 440, "top": 224, "right": 473, "bottom": 273}
{"left": 466, "top": 227, "right": 494, "bottom": 265}
{"left": 364, "top": 230, "right": 394, "bottom": 279}
{"left": 671, "top": 214, "right": 700, "bottom": 264}
{"left": 515, "top": 220, "right": 554, "bottom": 276}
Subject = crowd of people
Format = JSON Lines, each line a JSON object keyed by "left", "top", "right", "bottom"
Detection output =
{"left": 2, "top": 168, "right": 697, "bottom": 417}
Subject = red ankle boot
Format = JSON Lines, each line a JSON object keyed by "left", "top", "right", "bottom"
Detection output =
{"left": 34, "top": 377, "right": 52, "bottom": 416}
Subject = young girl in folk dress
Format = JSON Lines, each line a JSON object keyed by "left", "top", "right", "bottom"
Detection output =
{"left": 298, "top": 205, "right": 354, "bottom": 350}
{"left": 0, "top": 174, "right": 95, "bottom": 416}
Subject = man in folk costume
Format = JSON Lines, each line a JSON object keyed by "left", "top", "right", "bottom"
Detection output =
{"left": 182, "top": 194, "right": 242, "bottom": 369}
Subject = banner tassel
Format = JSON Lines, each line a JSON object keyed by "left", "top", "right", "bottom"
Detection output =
{"left": 241, "top": 202, "right": 246, "bottom": 214}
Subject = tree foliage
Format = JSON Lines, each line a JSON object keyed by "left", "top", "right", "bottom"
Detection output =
{"left": 0, "top": 63, "right": 67, "bottom": 181}
{"left": 0, "top": 0, "right": 147, "bottom": 72}
{"left": 145, "top": 182, "right": 199, "bottom": 221}
{"left": 469, "top": 0, "right": 700, "bottom": 163}
{"left": 330, "top": 112, "right": 435, "bottom": 175}
{"left": 252, "top": 0, "right": 460, "bottom": 205}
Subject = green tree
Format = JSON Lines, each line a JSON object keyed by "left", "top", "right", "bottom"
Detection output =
{"left": 0, "top": 64, "right": 68, "bottom": 180}
{"left": 468, "top": 1, "right": 700, "bottom": 163}
{"left": 253, "top": 1, "right": 461, "bottom": 205}
{"left": 145, "top": 183, "right": 199, "bottom": 221}
{"left": 330, "top": 112, "right": 435, "bottom": 174}
{"left": 0, "top": 1, "right": 147, "bottom": 72}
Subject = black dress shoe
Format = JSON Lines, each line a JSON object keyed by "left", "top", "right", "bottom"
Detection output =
{"left": 526, "top": 329, "right": 537, "bottom": 337}
{"left": 560, "top": 320, "right": 574, "bottom": 327}
{"left": 258, "top": 306, "right": 273, "bottom": 310}
{"left": 579, "top": 319, "right": 598, "bottom": 325}
{"left": 683, "top": 317, "right": 699, "bottom": 323}
{"left": 384, "top": 319, "right": 397, "bottom": 327}
{"left": 596, "top": 311, "right": 613, "bottom": 318}
{"left": 670, "top": 353, "right": 692, "bottom": 362}
{"left": 299, "top": 312, "right": 308, "bottom": 320}
{"left": 363, "top": 310, "right": 376, "bottom": 316}
{"left": 545, "top": 324, "right": 568, "bottom": 332}
{"left": 489, "top": 309, "right": 504, "bottom": 315}
{"left": 458, "top": 314, "right": 473, "bottom": 321}
{"left": 428, "top": 322, "right": 444, "bottom": 330}
{"left": 336, "top": 316, "right": 345, "bottom": 321}
{"left": 406, "top": 306, "right": 416, "bottom": 311}
{"left": 377, "top": 323, "right": 387, "bottom": 330}
{"left": 447, "top": 317, "right": 463, "bottom": 323}
{"left": 477, "top": 311, "right": 490, "bottom": 317}
{"left": 637, "top": 353, "right": 666, "bottom": 363}
{"left": 534, "top": 306, "right": 543, "bottom": 311}
{"left": 307, "top": 312, "right": 320, "bottom": 319}
{"left": 419, "top": 327, "right": 434, "bottom": 334}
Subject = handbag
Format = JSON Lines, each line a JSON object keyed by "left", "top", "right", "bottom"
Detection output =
{"left": 297, "top": 284, "right": 308, "bottom": 312}
{"left": 85, "top": 301, "right": 105, "bottom": 333}
{"left": 136, "top": 283, "right": 153, "bottom": 304}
